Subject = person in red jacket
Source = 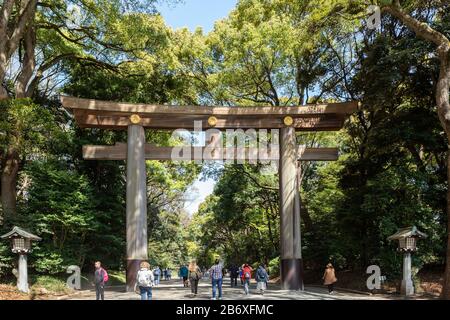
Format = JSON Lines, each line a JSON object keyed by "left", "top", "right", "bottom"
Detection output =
{"left": 241, "top": 264, "right": 253, "bottom": 295}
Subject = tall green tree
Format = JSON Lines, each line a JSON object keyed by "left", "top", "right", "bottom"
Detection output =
{"left": 304, "top": 0, "right": 450, "bottom": 298}
{"left": 0, "top": 0, "right": 176, "bottom": 219}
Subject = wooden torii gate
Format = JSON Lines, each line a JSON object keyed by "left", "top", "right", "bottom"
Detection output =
{"left": 61, "top": 96, "right": 357, "bottom": 292}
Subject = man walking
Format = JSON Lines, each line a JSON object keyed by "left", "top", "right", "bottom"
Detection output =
{"left": 209, "top": 259, "right": 224, "bottom": 300}
{"left": 255, "top": 264, "right": 269, "bottom": 295}
{"left": 94, "top": 261, "right": 107, "bottom": 300}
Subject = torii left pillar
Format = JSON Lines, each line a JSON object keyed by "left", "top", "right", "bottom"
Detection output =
{"left": 279, "top": 126, "right": 304, "bottom": 290}
{"left": 126, "top": 123, "right": 148, "bottom": 292}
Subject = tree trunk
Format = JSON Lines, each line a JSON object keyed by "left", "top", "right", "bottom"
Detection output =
{"left": 0, "top": 0, "right": 14, "bottom": 99}
{"left": 444, "top": 150, "right": 450, "bottom": 299}
{"left": 438, "top": 50, "right": 450, "bottom": 299}
{"left": 1, "top": 148, "right": 19, "bottom": 216}
{"left": 15, "top": 25, "right": 36, "bottom": 98}
{"left": 0, "top": 0, "right": 38, "bottom": 99}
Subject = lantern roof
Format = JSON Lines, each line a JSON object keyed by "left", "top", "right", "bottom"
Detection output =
{"left": 387, "top": 226, "right": 428, "bottom": 241}
{"left": 0, "top": 226, "right": 41, "bottom": 241}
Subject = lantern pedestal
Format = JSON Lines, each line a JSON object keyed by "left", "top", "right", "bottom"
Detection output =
{"left": 387, "top": 226, "right": 427, "bottom": 297}
{"left": 401, "top": 252, "right": 414, "bottom": 296}
{"left": 1, "top": 226, "right": 42, "bottom": 294}
{"left": 18, "top": 254, "right": 29, "bottom": 293}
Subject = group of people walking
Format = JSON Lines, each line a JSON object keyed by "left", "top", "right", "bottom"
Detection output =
{"left": 228, "top": 263, "right": 269, "bottom": 294}
{"left": 93, "top": 259, "right": 338, "bottom": 300}
{"left": 207, "top": 260, "right": 270, "bottom": 299}
{"left": 136, "top": 259, "right": 271, "bottom": 300}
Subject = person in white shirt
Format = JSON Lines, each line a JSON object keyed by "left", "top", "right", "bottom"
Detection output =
{"left": 136, "top": 261, "right": 155, "bottom": 300}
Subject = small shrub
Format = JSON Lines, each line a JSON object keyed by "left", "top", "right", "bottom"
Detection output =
{"left": 268, "top": 257, "right": 280, "bottom": 278}
{"left": 30, "top": 275, "right": 71, "bottom": 295}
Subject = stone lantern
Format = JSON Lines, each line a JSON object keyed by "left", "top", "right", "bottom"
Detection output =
{"left": 387, "top": 226, "right": 427, "bottom": 296}
{"left": 1, "top": 226, "right": 41, "bottom": 293}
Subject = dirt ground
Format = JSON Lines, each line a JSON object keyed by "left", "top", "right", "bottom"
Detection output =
{"left": 0, "top": 284, "right": 29, "bottom": 300}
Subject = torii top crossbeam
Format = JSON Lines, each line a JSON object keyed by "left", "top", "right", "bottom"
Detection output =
{"left": 60, "top": 96, "right": 358, "bottom": 131}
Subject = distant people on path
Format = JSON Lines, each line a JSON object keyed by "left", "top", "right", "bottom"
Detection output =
{"left": 163, "top": 268, "right": 168, "bottom": 281}
{"left": 137, "top": 261, "right": 154, "bottom": 300}
{"left": 239, "top": 267, "right": 243, "bottom": 285}
{"left": 153, "top": 266, "right": 161, "bottom": 286}
{"left": 188, "top": 260, "right": 202, "bottom": 296}
{"left": 255, "top": 264, "right": 269, "bottom": 295}
{"left": 323, "top": 263, "right": 337, "bottom": 294}
{"left": 209, "top": 259, "right": 224, "bottom": 300}
{"left": 94, "top": 261, "right": 108, "bottom": 300}
{"left": 180, "top": 265, "right": 189, "bottom": 287}
{"left": 229, "top": 265, "right": 239, "bottom": 287}
{"left": 241, "top": 264, "right": 253, "bottom": 295}
{"left": 167, "top": 268, "right": 172, "bottom": 280}
{"left": 203, "top": 267, "right": 210, "bottom": 279}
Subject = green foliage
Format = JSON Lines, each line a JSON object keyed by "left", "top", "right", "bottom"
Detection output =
{"left": 30, "top": 275, "right": 69, "bottom": 294}
{"left": 19, "top": 161, "right": 96, "bottom": 273}
{"left": 107, "top": 270, "right": 126, "bottom": 286}
{"left": 268, "top": 257, "right": 280, "bottom": 278}
{"left": 0, "top": 242, "right": 13, "bottom": 277}
{"left": 189, "top": 165, "right": 280, "bottom": 269}
{"left": 0, "top": 99, "right": 62, "bottom": 156}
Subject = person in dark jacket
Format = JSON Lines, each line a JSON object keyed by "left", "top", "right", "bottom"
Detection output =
{"left": 94, "top": 261, "right": 106, "bottom": 300}
{"left": 229, "top": 265, "right": 239, "bottom": 287}
{"left": 255, "top": 264, "right": 269, "bottom": 294}
{"left": 180, "top": 265, "right": 189, "bottom": 287}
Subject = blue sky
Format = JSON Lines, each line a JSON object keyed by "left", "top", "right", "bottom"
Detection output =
{"left": 184, "top": 177, "right": 216, "bottom": 214}
{"left": 156, "top": 0, "right": 238, "bottom": 215}
{"left": 156, "top": 0, "right": 238, "bottom": 33}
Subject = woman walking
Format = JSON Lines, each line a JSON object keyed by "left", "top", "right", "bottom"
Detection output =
{"left": 188, "top": 260, "right": 202, "bottom": 296}
{"left": 241, "top": 264, "right": 253, "bottom": 295}
{"left": 136, "top": 261, "right": 154, "bottom": 300}
{"left": 323, "top": 263, "right": 338, "bottom": 294}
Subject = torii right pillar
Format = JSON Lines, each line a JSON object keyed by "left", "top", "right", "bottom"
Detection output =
{"left": 279, "top": 126, "right": 304, "bottom": 290}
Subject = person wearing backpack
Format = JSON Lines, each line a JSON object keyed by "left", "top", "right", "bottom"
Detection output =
{"left": 255, "top": 264, "right": 269, "bottom": 295}
{"left": 136, "top": 261, "right": 155, "bottom": 300}
{"left": 188, "top": 260, "right": 202, "bottom": 296}
{"left": 94, "top": 261, "right": 108, "bottom": 300}
{"left": 241, "top": 264, "right": 253, "bottom": 295}
{"left": 180, "top": 264, "right": 189, "bottom": 287}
